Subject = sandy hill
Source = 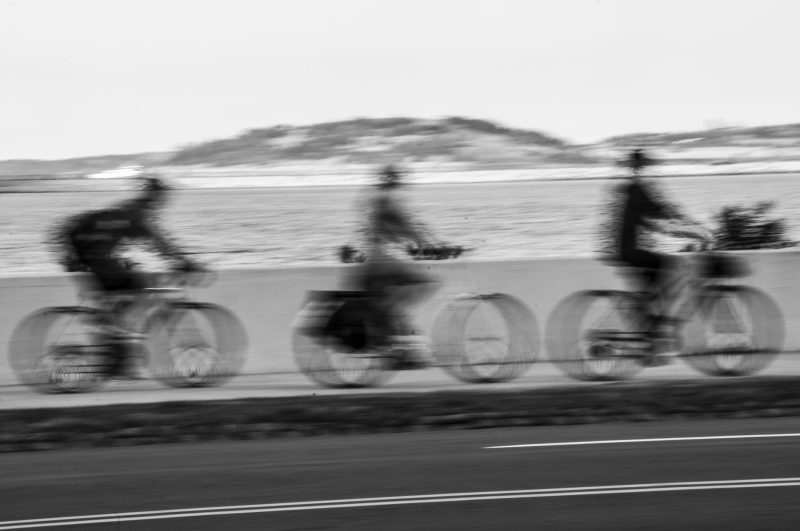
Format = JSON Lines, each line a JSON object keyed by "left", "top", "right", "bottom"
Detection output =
{"left": 164, "top": 117, "right": 581, "bottom": 167}
{"left": 5, "top": 118, "right": 800, "bottom": 177}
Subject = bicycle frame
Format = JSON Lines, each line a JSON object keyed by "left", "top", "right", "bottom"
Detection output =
{"left": 616, "top": 253, "right": 730, "bottom": 332}
{"left": 548, "top": 251, "right": 780, "bottom": 381}
{"left": 595, "top": 252, "right": 755, "bottom": 361}
{"left": 74, "top": 271, "right": 204, "bottom": 335}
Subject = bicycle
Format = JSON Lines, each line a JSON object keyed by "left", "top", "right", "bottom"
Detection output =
{"left": 545, "top": 248, "right": 785, "bottom": 381}
{"left": 8, "top": 270, "right": 248, "bottom": 393}
{"left": 291, "top": 289, "right": 541, "bottom": 388}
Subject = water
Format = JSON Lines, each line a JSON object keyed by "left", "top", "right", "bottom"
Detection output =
{"left": 3, "top": 173, "right": 800, "bottom": 275}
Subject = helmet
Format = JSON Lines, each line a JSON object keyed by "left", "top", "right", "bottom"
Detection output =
{"left": 139, "top": 173, "right": 171, "bottom": 194}
{"left": 626, "top": 148, "right": 652, "bottom": 172}
{"left": 378, "top": 164, "right": 404, "bottom": 187}
{"left": 136, "top": 172, "right": 171, "bottom": 206}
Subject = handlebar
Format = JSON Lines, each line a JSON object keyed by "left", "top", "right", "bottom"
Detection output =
{"left": 338, "top": 243, "right": 471, "bottom": 263}
{"left": 665, "top": 222, "right": 715, "bottom": 252}
{"left": 406, "top": 243, "right": 470, "bottom": 260}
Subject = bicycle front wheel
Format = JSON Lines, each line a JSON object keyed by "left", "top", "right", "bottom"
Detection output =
{"left": 546, "top": 290, "right": 647, "bottom": 381}
{"left": 146, "top": 302, "right": 248, "bottom": 388}
{"left": 680, "top": 286, "right": 784, "bottom": 376}
{"left": 8, "top": 307, "right": 111, "bottom": 393}
{"left": 431, "top": 293, "right": 539, "bottom": 383}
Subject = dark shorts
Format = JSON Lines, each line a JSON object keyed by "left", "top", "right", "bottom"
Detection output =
{"left": 620, "top": 248, "right": 667, "bottom": 271}
{"left": 355, "top": 259, "right": 433, "bottom": 295}
{"left": 79, "top": 256, "right": 146, "bottom": 292}
{"left": 618, "top": 248, "right": 676, "bottom": 291}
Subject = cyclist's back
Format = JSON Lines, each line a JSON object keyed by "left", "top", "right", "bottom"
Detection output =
{"left": 70, "top": 203, "right": 150, "bottom": 261}
{"left": 600, "top": 149, "right": 678, "bottom": 269}
{"left": 602, "top": 149, "right": 707, "bottom": 363}
{"left": 362, "top": 169, "right": 424, "bottom": 255}
{"left": 58, "top": 175, "right": 192, "bottom": 292}
{"left": 616, "top": 177, "right": 675, "bottom": 268}
{"left": 53, "top": 175, "right": 198, "bottom": 378}
{"left": 357, "top": 165, "right": 432, "bottom": 290}
{"left": 349, "top": 165, "right": 439, "bottom": 364}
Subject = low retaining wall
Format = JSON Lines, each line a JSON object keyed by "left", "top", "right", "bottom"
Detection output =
{"left": 1, "top": 251, "right": 798, "bottom": 385}
{"left": 3, "top": 377, "right": 800, "bottom": 452}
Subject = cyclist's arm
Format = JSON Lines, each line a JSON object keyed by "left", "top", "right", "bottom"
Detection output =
{"left": 639, "top": 183, "right": 703, "bottom": 235}
{"left": 380, "top": 197, "right": 435, "bottom": 246}
{"left": 649, "top": 215, "right": 710, "bottom": 245}
{"left": 136, "top": 219, "right": 198, "bottom": 269}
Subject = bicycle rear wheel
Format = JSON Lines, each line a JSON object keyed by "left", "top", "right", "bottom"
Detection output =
{"left": 8, "top": 307, "right": 111, "bottom": 393}
{"left": 546, "top": 290, "right": 647, "bottom": 381}
{"left": 431, "top": 293, "right": 539, "bottom": 383}
{"left": 292, "top": 297, "right": 393, "bottom": 388}
{"left": 680, "top": 285, "right": 784, "bottom": 376}
{"left": 146, "top": 302, "right": 248, "bottom": 388}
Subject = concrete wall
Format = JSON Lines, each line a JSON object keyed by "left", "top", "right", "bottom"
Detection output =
{"left": 1, "top": 251, "right": 797, "bottom": 385}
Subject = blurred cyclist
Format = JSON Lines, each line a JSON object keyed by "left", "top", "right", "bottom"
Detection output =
{"left": 605, "top": 148, "right": 707, "bottom": 364}
{"left": 54, "top": 174, "right": 201, "bottom": 377}
{"left": 349, "top": 164, "right": 440, "bottom": 368}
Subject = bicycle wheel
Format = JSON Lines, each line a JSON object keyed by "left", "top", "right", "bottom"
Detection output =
{"left": 431, "top": 293, "right": 539, "bottom": 383}
{"left": 546, "top": 290, "right": 647, "bottom": 381}
{"left": 292, "top": 298, "right": 393, "bottom": 388}
{"left": 8, "top": 307, "right": 111, "bottom": 393}
{"left": 679, "top": 285, "right": 784, "bottom": 376}
{"left": 146, "top": 302, "right": 248, "bottom": 388}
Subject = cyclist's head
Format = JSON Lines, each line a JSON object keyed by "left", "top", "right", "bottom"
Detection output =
{"left": 377, "top": 164, "right": 404, "bottom": 189}
{"left": 136, "top": 173, "right": 171, "bottom": 209}
{"left": 626, "top": 148, "right": 651, "bottom": 176}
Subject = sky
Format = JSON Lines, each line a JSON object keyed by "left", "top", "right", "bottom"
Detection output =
{"left": 2, "top": 0, "right": 800, "bottom": 159}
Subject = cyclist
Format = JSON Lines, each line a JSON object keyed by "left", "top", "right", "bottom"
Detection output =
{"left": 53, "top": 174, "right": 201, "bottom": 377}
{"left": 604, "top": 148, "right": 707, "bottom": 364}
{"left": 349, "top": 164, "right": 440, "bottom": 368}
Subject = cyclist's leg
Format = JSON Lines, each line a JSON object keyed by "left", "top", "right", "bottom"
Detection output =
{"left": 378, "top": 259, "right": 439, "bottom": 334}
{"left": 616, "top": 248, "right": 678, "bottom": 366}
{"left": 616, "top": 250, "right": 653, "bottom": 319}
{"left": 84, "top": 258, "right": 146, "bottom": 376}
{"left": 624, "top": 250, "right": 664, "bottom": 324}
{"left": 356, "top": 259, "right": 434, "bottom": 368}
{"left": 645, "top": 251, "right": 682, "bottom": 326}
{"left": 351, "top": 260, "right": 396, "bottom": 347}
{"left": 394, "top": 266, "right": 440, "bottom": 309}
{"left": 379, "top": 261, "right": 440, "bottom": 368}
{"left": 90, "top": 259, "right": 146, "bottom": 327}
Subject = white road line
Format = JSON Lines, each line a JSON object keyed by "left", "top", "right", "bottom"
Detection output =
{"left": 485, "top": 432, "right": 800, "bottom": 449}
{"left": 1, "top": 478, "right": 799, "bottom": 529}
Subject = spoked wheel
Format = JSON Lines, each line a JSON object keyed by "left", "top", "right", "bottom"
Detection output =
{"left": 146, "top": 302, "right": 248, "bottom": 388}
{"left": 546, "top": 290, "right": 648, "bottom": 381}
{"left": 8, "top": 307, "right": 111, "bottom": 393}
{"left": 292, "top": 333, "right": 394, "bottom": 389}
{"left": 292, "top": 300, "right": 394, "bottom": 389}
{"left": 680, "top": 286, "right": 784, "bottom": 376}
{"left": 431, "top": 293, "right": 539, "bottom": 383}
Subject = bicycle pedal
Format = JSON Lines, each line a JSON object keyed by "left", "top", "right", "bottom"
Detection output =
{"left": 101, "top": 327, "right": 147, "bottom": 340}
{"left": 638, "top": 354, "right": 673, "bottom": 367}
{"left": 390, "top": 357, "right": 431, "bottom": 371}
{"left": 349, "top": 352, "right": 387, "bottom": 359}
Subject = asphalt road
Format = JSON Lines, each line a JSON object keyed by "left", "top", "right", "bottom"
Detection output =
{"left": 3, "top": 351, "right": 800, "bottom": 410}
{"left": 2, "top": 418, "right": 800, "bottom": 530}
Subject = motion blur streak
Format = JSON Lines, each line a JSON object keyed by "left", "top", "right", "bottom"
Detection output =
{"left": 2, "top": 478, "right": 799, "bottom": 530}
{"left": 485, "top": 432, "right": 800, "bottom": 449}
